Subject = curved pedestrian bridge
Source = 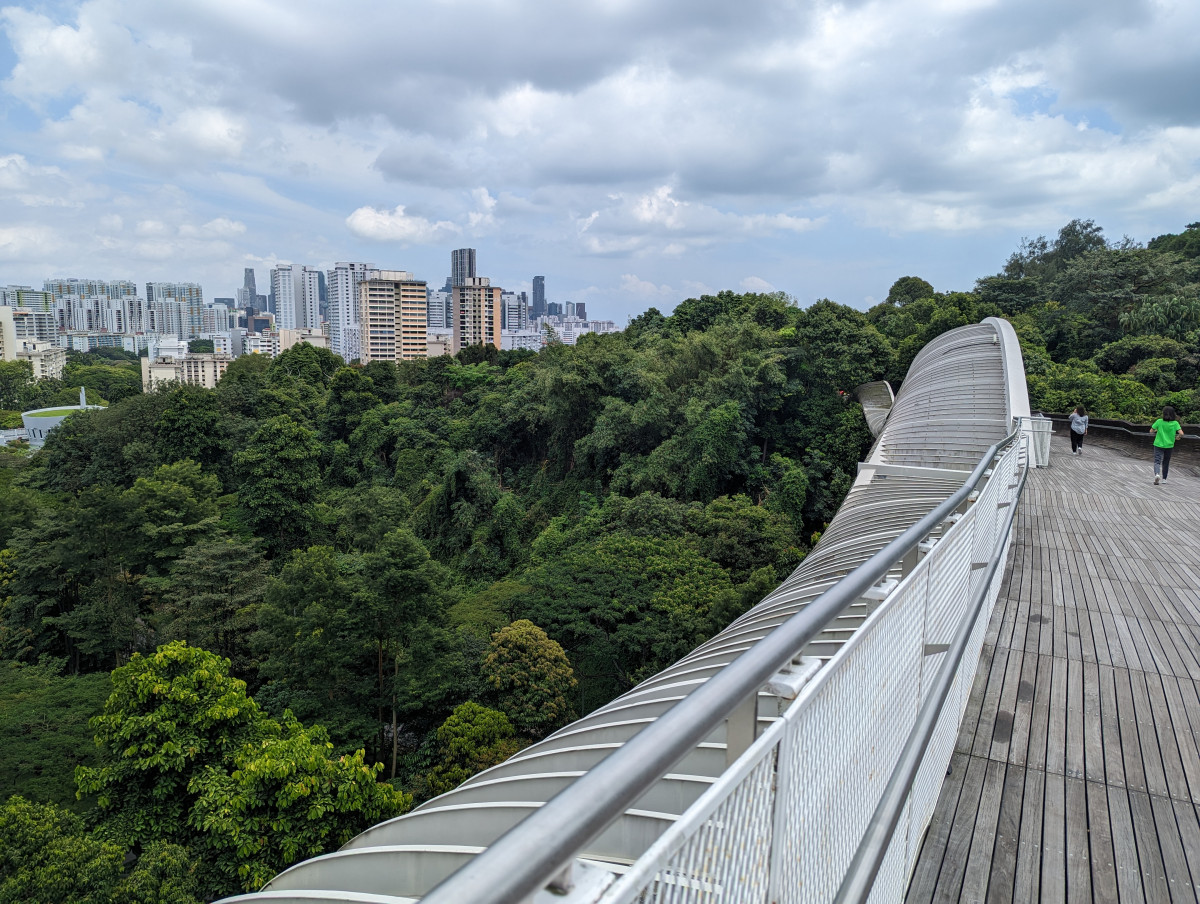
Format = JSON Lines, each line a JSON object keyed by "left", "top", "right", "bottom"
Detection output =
{"left": 909, "top": 430, "right": 1200, "bottom": 903}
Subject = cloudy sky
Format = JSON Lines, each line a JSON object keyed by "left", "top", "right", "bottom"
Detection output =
{"left": 1, "top": 0, "right": 1198, "bottom": 321}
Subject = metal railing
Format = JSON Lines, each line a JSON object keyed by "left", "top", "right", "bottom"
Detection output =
{"left": 420, "top": 428, "right": 1029, "bottom": 903}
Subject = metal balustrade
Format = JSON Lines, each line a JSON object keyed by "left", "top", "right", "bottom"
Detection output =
{"left": 222, "top": 318, "right": 1032, "bottom": 904}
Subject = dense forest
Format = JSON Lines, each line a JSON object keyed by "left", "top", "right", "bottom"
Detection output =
{"left": 0, "top": 219, "right": 1196, "bottom": 902}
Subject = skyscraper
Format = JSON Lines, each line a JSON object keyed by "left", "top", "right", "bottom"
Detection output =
{"left": 271, "top": 265, "right": 298, "bottom": 330}
{"left": 532, "top": 275, "right": 545, "bottom": 319}
{"left": 358, "top": 270, "right": 428, "bottom": 362}
{"left": 239, "top": 269, "right": 258, "bottom": 311}
{"left": 574, "top": 302, "right": 587, "bottom": 320}
{"left": 452, "top": 276, "right": 502, "bottom": 354}
{"left": 451, "top": 249, "right": 477, "bottom": 287}
{"left": 298, "top": 266, "right": 322, "bottom": 329}
{"left": 327, "top": 262, "right": 376, "bottom": 360}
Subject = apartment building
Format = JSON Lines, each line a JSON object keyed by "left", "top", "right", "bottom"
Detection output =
{"left": 451, "top": 276, "right": 502, "bottom": 355}
{"left": 358, "top": 271, "right": 429, "bottom": 362}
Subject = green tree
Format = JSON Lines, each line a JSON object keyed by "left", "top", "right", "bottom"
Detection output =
{"left": 252, "top": 546, "right": 376, "bottom": 752}
{"left": 75, "top": 642, "right": 269, "bottom": 849}
{"left": 885, "top": 276, "right": 934, "bottom": 306}
{"left": 234, "top": 415, "right": 322, "bottom": 554}
{"left": 187, "top": 717, "right": 409, "bottom": 893}
{"left": 422, "top": 702, "right": 524, "bottom": 798}
{"left": 482, "top": 620, "right": 577, "bottom": 740}
{"left": 156, "top": 536, "right": 267, "bottom": 678}
{"left": 0, "top": 796, "right": 201, "bottom": 904}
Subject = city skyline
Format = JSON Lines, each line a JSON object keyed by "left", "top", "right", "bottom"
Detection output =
{"left": 0, "top": 2, "right": 1197, "bottom": 322}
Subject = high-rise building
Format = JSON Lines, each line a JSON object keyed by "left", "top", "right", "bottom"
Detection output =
{"left": 502, "top": 291, "right": 528, "bottom": 331}
{"left": 565, "top": 301, "right": 576, "bottom": 318}
{"left": 146, "top": 282, "right": 204, "bottom": 338}
{"left": 427, "top": 289, "right": 452, "bottom": 330}
{"left": 358, "top": 270, "right": 428, "bottom": 363}
{"left": 532, "top": 276, "right": 545, "bottom": 319}
{"left": 271, "top": 265, "right": 298, "bottom": 330}
{"left": 451, "top": 248, "right": 477, "bottom": 287}
{"left": 452, "top": 276, "right": 502, "bottom": 354}
{"left": 327, "top": 262, "right": 376, "bottom": 360}
{"left": 574, "top": 302, "right": 587, "bottom": 320}
{"left": 546, "top": 301, "right": 563, "bottom": 317}
{"left": 239, "top": 269, "right": 258, "bottom": 311}
{"left": 299, "top": 266, "right": 322, "bottom": 329}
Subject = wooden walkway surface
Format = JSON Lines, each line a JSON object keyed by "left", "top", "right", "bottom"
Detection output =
{"left": 907, "top": 433, "right": 1200, "bottom": 903}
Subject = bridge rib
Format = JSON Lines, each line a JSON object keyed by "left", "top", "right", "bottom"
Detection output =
{"left": 907, "top": 430, "right": 1200, "bottom": 904}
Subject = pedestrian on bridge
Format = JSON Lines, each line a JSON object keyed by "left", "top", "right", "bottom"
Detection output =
{"left": 1150, "top": 405, "right": 1183, "bottom": 485}
{"left": 1069, "top": 405, "right": 1088, "bottom": 454}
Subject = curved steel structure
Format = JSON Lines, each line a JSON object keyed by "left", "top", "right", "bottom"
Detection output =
{"left": 224, "top": 318, "right": 1029, "bottom": 904}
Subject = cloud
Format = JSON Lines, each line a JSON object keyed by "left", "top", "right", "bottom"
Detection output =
{"left": 346, "top": 205, "right": 460, "bottom": 244}
{"left": 740, "top": 276, "right": 776, "bottom": 293}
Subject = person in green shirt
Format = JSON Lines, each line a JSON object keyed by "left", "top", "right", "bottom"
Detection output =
{"left": 1149, "top": 405, "right": 1183, "bottom": 485}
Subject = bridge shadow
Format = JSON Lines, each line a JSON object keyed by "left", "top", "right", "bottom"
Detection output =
{"left": 907, "top": 432, "right": 1200, "bottom": 903}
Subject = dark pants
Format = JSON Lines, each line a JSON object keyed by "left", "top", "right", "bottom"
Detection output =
{"left": 1155, "top": 447, "right": 1173, "bottom": 479}
{"left": 1071, "top": 431, "right": 1084, "bottom": 452}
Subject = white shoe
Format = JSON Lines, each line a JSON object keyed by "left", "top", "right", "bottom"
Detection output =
{"left": 1154, "top": 474, "right": 1160, "bottom": 485}
{"left": 1162, "top": 478, "right": 1168, "bottom": 484}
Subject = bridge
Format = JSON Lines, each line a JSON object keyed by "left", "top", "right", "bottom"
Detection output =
{"left": 222, "top": 319, "right": 1200, "bottom": 903}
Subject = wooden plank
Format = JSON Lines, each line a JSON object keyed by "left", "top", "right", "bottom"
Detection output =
{"left": 1170, "top": 798, "right": 1200, "bottom": 903}
{"left": 1047, "top": 655, "right": 1069, "bottom": 776}
{"left": 1115, "top": 668, "right": 1149, "bottom": 794}
{"left": 961, "top": 759, "right": 1006, "bottom": 903}
{"left": 1064, "top": 775, "right": 1092, "bottom": 903}
{"left": 1083, "top": 660, "right": 1106, "bottom": 785}
{"left": 1148, "top": 792, "right": 1195, "bottom": 904}
{"left": 1160, "top": 676, "right": 1200, "bottom": 804}
{"left": 1066, "top": 657, "right": 1086, "bottom": 781}
{"left": 1099, "top": 666, "right": 1127, "bottom": 791}
{"left": 1128, "top": 669, "right": 1170, "bottom": 799}
{"left": 1008, "top": 652, "right": 1039, "bottom": 769}
{"left": 1041, "top": 770, "right": 1067, "bottom": 903}
{"left": 1128, "top": 790, "right": 1170, "bottom": 903}
{"left": 930, "top": 754, "right": 988, "bottom": 903}
{"left": 985, "top": 764, "right": 1025, "bottom": 904}
{"left": 1013, "top": 767, "right": 1045, "bottom": 903}
{"left": 990, "top": 648, "right": 1024, "bottom": 764}
{"left": 1085, "top": 779, "right": 1119, "bottom": 904}
{"left": 1142, "top": 671, "right": 1190, "bottom": 806}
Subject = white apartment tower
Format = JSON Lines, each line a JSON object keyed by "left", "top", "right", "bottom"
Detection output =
{"left": 299, "top": 266, "right": 322, "bottom": 330}
{"left": 271, "top": 265, "right": 298, "bottom": 330}
{"left": 327, "top": 262, "right": 376, "bottom": 360}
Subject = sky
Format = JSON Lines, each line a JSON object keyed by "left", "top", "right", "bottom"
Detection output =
{"left": 0, "top": 0, "right": 1198, "bottom": 323}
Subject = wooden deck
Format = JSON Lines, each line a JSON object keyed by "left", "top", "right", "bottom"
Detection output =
{"left": 907, "top": 433, "right": 1200, "bottom": 903}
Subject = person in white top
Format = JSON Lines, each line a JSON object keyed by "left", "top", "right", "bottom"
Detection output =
{"left": 1069, "top": 405, "right": 1088, "bottom": 455}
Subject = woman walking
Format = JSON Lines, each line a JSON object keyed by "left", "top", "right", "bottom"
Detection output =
{"left": 1069, "top": 405, "right": 1088, "bottom": 455}
{"left": 1149, "top": 405, "right": 1184, "bottom": 485}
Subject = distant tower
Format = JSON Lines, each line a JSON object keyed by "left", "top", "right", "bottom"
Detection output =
{"left": 327, "top": 262, "right": 376, "bottom": 360}
{"left": 575, "top": 302, "right": 587, "bottom": 320}
{"left": 241, "top": 268, "right": 257, "bottom": 311}
{"left": 271, "top": 265, "right": 297, "bottom": 330}
{"left": 532, "top": 276, "right": 545, "bottom": 319}
{"left": 451, "top": 249, "right": 477, "bottom": 287}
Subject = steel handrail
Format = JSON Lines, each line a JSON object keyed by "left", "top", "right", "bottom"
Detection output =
{"left": 420, "top": 427, "right": 1023, "bottom": 904}
{"left": 834, "top": 444, "right": 1029, "bottom": 904}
